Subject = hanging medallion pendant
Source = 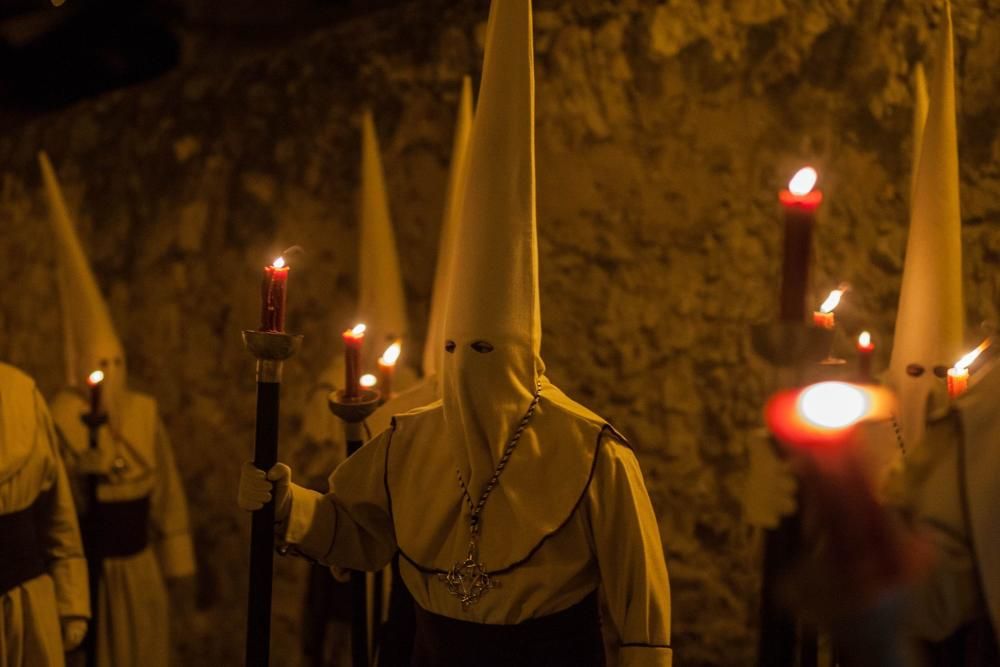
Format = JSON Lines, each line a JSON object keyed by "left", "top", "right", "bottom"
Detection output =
{"left": 439, "top": 538, "right": 497, "bottom": 610}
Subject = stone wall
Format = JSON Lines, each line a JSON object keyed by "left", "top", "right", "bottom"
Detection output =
{"left": 2, "top": 1, "right": 999, "bottom": 664}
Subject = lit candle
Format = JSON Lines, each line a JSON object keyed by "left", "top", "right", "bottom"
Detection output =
{"left": 779, "top": 167, "right": 823, "bottom": 322}
{"left": 377, "top": 341, "right": 401, "bottom": 401}
{"left": 359, "top": 374, "right": 378, "bottom": 390}
{"left": 856, "top": 331, "right": 875, "bottom": 382}
{"left": 260, "top": 256, "right": 290, "bottom": 332}
{"left": 765, "top": 381, "right": 889, "bottom": 453}
{"left": 947, "top": 338, "right": 992, "bottom": 399}
{"left": 87, "top": 370, "right": 104, "bottom": 415}
{"left": 342, "top": 323, "right": 366, "bottom": 400}
{"left": 812, "top": 287, "right": 844, "bottom": 330}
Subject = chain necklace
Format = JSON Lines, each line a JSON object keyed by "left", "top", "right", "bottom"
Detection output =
{"left": 439, "top": 379, "right": 542, "bottom": 610}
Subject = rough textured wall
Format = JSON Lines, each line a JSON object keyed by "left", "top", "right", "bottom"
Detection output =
{"left": 2, "top": 0, "right": 1000, "bottom": 664}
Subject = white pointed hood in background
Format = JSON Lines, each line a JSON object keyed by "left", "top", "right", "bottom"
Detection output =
{"left": 368, "top": 76, "right": 475, "bottom": 436}
{"left": 358, "top": 110, "right": 411, "bottom": 373}
{"left": 910, "top": 63, "right": 928, "bottom": 203}
{"left": 423, "top": 75, "right": 474, "bottom": 379}
{"left": 39, "top": 151, "right": 127, "bottom": 420}
{"left": 440, "top": 0, "right": 543, "bottom": 495}
{"left": 888, "top": 2, "right": 963, "bottom": 450}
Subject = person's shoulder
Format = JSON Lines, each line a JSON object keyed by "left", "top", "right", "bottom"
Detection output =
{"left": 539, "top": 381, "right": 630, "bottom": 446}
{"left": 0, "top": 362, "right": 37, "bottom": 393}
{"left": 390, "top": 399, "right": 444, "bottom": 433}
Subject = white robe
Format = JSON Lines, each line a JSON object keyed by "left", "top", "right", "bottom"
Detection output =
{"left": 0, "top": 363, "right": 88, "bottom": 667}
{"left": 281, "top": 386, "right": 672, "bottom": 667}
{"left": 50, "top": 389, "right": 195, "bottom": 667}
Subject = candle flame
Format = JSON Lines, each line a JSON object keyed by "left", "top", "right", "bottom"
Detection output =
{"left": 954, "top": 338, "right": 992, "bottom": 371}
{"left": 858, "top": 331, "right": 872, "bottom": 347}
{"left": 788, "top": 167, "right": 818, "bottom": 196}
{"left": 351, "top": 323, "right": 366, "bottom": 337}
{"left": 819, "top": 288, "right": 844, "bottom": 314}
{"left": 797, "top": 382, "right": 870, "bottom": 429}
{"left": 272, "top": 256, "right": 286, "bottom": 269}
{"left": 87, "top": 370, "right": 104, "bottom": 386}
{"left": 380, "top": 341, "right": 401, "bottom": 366}
{"left": 359, "top": 374, "right": 377, "bottom": 388}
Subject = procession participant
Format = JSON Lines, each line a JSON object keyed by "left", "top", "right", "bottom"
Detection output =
{"left": 0, "top": 361, "right": 89, "bottom": 666}
{"left": 39, "top": 152, "right": 197, "bottom": 667}
{"left": 240, "top": 2, "right": 672, "bottom": 664}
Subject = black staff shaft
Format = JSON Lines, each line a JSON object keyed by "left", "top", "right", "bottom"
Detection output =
{"left": 346, "top": 436, "right": 369, "bottom": 667}
{"left": 245, "top": 380, "right": 280, "bottom": 667}
{"left": 84, "top": 422, "right": 100, "bottom": 667}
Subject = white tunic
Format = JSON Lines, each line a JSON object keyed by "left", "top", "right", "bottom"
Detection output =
{"left": 0, "top": 364, "right": 88, "bottom": 667}
{"left": 281, "top": 386, "right": 672, "bottom": 666}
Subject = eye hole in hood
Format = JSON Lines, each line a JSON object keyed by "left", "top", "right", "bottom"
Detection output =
{"left": 470, "top": 340, "right": 494, "bottom": 354}
{"left": 906, "top": 363, "right": 925, "bottom": 377}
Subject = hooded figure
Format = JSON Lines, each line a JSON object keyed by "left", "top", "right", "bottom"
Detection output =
{"left": 886, "top": 0, "right": 964, "bottom": 453}
{"left": 239, "top": 2, "right": 672, "bottom": 665}
{"left": 367, "top": 74, "right": 474, "bottom": 435}
{"left": 0, "top": 362, "right": 90, "bottom": 666}
{"left": 40, "top": 152, "right": 196, "bottom": 667}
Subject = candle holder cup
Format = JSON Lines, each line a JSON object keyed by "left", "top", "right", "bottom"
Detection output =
{"left": 327, "top": 389, "right": 381, "bottom": 424}
{"left": 242, "top": 330, "right": 304, "bottom": 382}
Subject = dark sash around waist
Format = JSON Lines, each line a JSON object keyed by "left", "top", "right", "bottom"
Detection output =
{"left": 82, "top": 495, "right": 151, "bottom": 559}
{"left": 0, "top": 498, "right": 48, "bottom": 596}
{"left": 411, "top": 589, "right": 606, "bottom": 667}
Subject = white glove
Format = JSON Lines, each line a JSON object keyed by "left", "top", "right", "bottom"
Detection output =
{"left": 237, "top": 462, "right": 292, "bottom": 522}
{"left": 61, "top": 617, "right": 88, "bottom": 651}
{"left": 76, "top": 447, "right": 114, "bottom": 475}
{"left": 744, "top": 431, "right": 797, "bottom": 529}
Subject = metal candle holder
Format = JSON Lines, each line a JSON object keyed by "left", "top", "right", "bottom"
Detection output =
{"left": 242, "top": 329, "right": 302, "bottom": 667}
{"left": 327, "top": 387, "right": 380, "bottom": 667}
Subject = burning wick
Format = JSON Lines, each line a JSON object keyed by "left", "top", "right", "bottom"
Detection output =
{"left": 798, "top": 381, "right": 870, "bottom": 429}
{"left": 813, "top": 287, "right": 845, "bottom": 329}
{"left": 272, "top": 256, "right": 286, "bottom": 269}
{"left": 87, "top": 370, "right": 105, "bottom": 386}
{"left": 947, "top": 338, "right": 992, "bottom": 398}
{"left": 378, "top": 341, "right": 402, "bottom": 400}
{"left": 359, "top": 374, "right": 377, "bottom": 389}
{"left": 788, "top": 167, "right": 818, "bottom": 196}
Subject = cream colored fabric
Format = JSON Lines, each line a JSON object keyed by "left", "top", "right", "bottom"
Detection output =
{"left": 955, "top": 360, "right": 1000, "bottom": 640}
{"left": 281, "top": 415, "right": 671, "bottom": 665}
{"left": 38, "top": 152, "right": 127, "bottom": 427}
{"left": 50, "top": 389, "right": 195, "bottom": 667}
{"left": 0, "top": 363, "right": 89, "bottom": 667}
{"left": 358, "top": 110, "right": 411, "bottom": 373}
{"left": 887, "top": 2, "right": 963, "bottom": 451}
{"left": 903, "top": 409, "right": 983, "bottom": 641}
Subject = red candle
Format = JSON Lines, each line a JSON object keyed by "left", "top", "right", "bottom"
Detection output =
{"left": 87, "top": 370, "right": 104, "bottom": 415}
{"left": 947, "top": 339, "right": 992, "bottom": 399}
{"left": 342, "top": 323, "right": 366, "bottom": 400}
{"left": 260, "top": 257, "right": 290, "bottom": 332}
{"left": 377, "top": 341, "right": 401, "bottom": 401}
{"left": 779, "top": 167, "right": 823, "bottom": 322}
{"left": 856, "top": 331, "right": 875, "bottom": 382}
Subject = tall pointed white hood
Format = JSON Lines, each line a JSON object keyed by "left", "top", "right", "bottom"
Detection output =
{"left": 357, "top": 110, "right": 410, "bottom": 372}
{"left": 39, "top": 151, "right": 127, "bottom": 419}
{"left": 441, "top": 0, "right": 542, "bottom": 495}
{"left": 888, "top": 2, "right": 963, "bottom": 449}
